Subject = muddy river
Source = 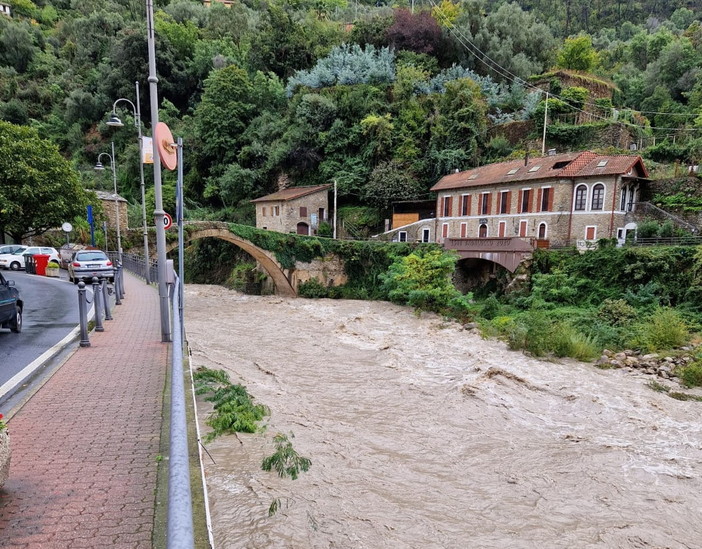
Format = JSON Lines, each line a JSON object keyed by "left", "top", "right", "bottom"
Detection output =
{"left": 185, "top": 284, "right": 702, "bottom": 549}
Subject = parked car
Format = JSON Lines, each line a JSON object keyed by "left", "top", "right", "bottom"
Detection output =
{"left": 68, "top": 250, "right": 114, "bottom": 284}
{"left": 0, "top": 244, "right": 25, "bottom": 255}
{"left": 0, "top": 247, "right": 27, "bottom": 270}
{"left": 0, "top": 246, "right": 60, "bottom": 271}
{"left": 0, "top": 271, "right": 22, "bottom": 333}
{"left": 0, "top": 248, "right": 27, "bottom": 270}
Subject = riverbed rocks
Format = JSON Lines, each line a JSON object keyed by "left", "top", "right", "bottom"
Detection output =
{"left": 595, "top": 348, "right": 697, "bottom": 382}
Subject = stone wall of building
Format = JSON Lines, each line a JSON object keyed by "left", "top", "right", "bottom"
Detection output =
{"left": 256, "top": 192, "right": 329, "bottom": 235}
{"left": 100, "top": 198, "right": 129, "bottom": 231}
{"left": 433, "top": 174, "right": 634, "bottom": 247}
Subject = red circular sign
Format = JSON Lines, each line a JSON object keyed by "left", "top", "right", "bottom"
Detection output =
{"left": 163, "top": 213, "right": 173, "bottom": 230}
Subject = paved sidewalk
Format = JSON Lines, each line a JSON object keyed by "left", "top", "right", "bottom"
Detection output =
{"left": 0, "top": 273, "right": 168, "bottom": 548}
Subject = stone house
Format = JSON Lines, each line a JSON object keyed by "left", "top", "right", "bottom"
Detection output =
{"left": 92, "top": 190, "right": 129, "bottom": 231}
{"left": 378, "top": 151, "right": 649, "bottom": 249}
{"left": 252, "top": 185, "right": 331, "bottom": 235}
{"left": 0, "top": 3, "right": 11, "bottom": 17}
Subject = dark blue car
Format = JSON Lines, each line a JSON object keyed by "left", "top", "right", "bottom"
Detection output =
{"left": 0, "top": 272, "right": 22, "bottom": 333}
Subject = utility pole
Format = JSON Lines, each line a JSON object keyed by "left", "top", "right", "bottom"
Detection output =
{"left": 333, "top": 179, "right": 337, "bottom": 239}
{"left": 542, "top": 91, "right": 549, "bottom": 156}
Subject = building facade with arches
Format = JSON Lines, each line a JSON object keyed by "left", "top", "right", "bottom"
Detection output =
{"left": 430, "top": 151, "right": 649, "bottom": 249}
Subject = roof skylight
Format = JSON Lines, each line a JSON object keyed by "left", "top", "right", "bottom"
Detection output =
{"left": 507, "top": 168, "right": 519, "bottom": 175}
{"left": 528, "top": 166, "right": 541, "bottom": 172}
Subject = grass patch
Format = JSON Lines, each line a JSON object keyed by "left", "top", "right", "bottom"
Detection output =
{"left": 646, "top": 380, "right": 670, "bottom": 393}
{"left": 677, "top": 362, "right": 702, "bottom": 388}
{"left": 668, "top": 392, "right": 702, "bottom": 402}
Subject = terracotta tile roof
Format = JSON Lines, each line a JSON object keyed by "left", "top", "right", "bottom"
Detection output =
{"left": 430, "top": 151, "right": 648, "bottom": 192}
{"left": 251, "top": 184, "right": 331, "bottom": 203}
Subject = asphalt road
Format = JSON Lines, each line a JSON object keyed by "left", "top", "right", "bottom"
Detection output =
{"left": 0, "top": 270, "right": 80, "bottom": 407}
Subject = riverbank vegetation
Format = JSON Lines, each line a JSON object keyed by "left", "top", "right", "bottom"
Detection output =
{"left": 3, "top": 1, "right": 702, "bottom": 240}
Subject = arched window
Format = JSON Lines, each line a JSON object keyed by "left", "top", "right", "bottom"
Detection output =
{"left": 538, "top": 222, "right": 547, "bottom": 239}
{"left": 479, "top": 224, "right": 488, "bottom": 238}
{"left": 574, "top": 185, "right": 587, "bottom": 211}
{"left": 591, "top": 184, "right": 605, "bottom": 210}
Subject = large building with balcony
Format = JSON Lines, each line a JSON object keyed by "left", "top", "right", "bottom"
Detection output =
{"left": 429, "top": 151, "right": 648, "bottom": 248}
{"left": 379, "top": 151, "right": 649, "bottom": 252}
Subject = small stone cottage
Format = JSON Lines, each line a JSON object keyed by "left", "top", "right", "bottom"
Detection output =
{"left": 92, "top": 189, "right": 129, "bottom": 231}
{"left": 252, "top": 185, "right": 331, "bottom": 235}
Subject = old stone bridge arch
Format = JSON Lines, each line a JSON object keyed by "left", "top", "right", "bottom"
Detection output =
{"left": 164, "top": 227, "right": 296, "bottom": 297}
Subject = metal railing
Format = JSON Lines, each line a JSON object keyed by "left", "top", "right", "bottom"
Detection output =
{"left": 107, "top": 251, "right": 158, "bottom": 283}
{"left": 167, "top": 274, "right": 195, "bottom": 548}
{"left": 631, "top": 235, "right": 702, "bottom": 247}
{"left": 632, "top": 202, "right": 699, "bottom": 234}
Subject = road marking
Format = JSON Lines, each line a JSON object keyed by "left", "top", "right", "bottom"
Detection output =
{"left": 0, "top": 325, "right": 80, "bottom": 400}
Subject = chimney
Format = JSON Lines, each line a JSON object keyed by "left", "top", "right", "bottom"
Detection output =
{"left": 277, "top": 173, "right": 291, "bottom": 191}
{"left": 524, "top": 151, "right": 529, "bottom": 166}
{"left": 548, "top": 148, "right": 557, "bottom": 156}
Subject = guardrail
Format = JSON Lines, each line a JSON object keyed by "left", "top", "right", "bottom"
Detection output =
{"left": 167, "top": 274, "right": 195, "bottom": 548}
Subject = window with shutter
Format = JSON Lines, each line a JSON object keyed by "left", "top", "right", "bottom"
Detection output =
{"left": 574, "top": 185, "right": 587, "bottom": 210}
{"left": 591, "top": 184, "right": 604, "bottom": 210}
{"left": 519, "top": 220, "right": 528, "bottom": 237}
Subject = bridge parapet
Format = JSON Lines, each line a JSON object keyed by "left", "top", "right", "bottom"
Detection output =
{"left": 443, "top": 237, "right": 535, "bottom": 272}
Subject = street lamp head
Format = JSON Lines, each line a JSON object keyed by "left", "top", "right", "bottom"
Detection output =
{"left": 106, "top": 113, "right": 124, "bottom": 127}
{"left": 94, "top": 161, "right": 105, "bottom": 171}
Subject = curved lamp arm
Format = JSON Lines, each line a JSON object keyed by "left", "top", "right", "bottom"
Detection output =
{"left": 111, "top": 97, "right": 140, "bottom": 129}
{"left": 95, "top": 152, "right": 113, "bottom": 168}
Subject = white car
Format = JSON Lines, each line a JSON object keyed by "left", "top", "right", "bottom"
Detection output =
{"left": 0, "top": 246, "right": 60, "bottom": 271}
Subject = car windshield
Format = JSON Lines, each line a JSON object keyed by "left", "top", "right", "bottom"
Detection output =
{"left": 77, "top": 252, "right": 108, "bottom": 261}
{"left": 12, "top": 249, "right": 27, "bottom": 255}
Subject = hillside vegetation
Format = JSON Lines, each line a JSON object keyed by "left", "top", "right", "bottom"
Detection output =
{"left": 1, "top": 0, "right": 701, "bottom": 231}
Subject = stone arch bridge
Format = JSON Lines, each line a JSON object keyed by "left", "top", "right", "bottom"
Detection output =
{"left": 159, "top": 222, "right": 532, "bottom": 297}
{"left": 164, "top": 224, "right": 298, "bottom": 297}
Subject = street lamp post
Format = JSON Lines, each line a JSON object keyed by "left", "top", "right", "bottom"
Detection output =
{"left": 146, "top": 0, "right": 171, "bottom": 342}
{"left": 106, "top": 82, "right": 151, "bottom": 284}
{"left": 94, "top": 143, "right": 123, "bottom": 266}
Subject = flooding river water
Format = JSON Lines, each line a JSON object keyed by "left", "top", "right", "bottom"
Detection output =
{"left": 185, "top": 284, "right": 702, "bottom": 549}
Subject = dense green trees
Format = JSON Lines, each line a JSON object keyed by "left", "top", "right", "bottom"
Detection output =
{"left": 0, "top": 121, "right": 87, "bottom": 241}
{"left": 1, "top": 0, "right": 701, "bottom": 232}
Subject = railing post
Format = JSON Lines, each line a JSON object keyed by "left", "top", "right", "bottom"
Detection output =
{"left": 102, "top": 278, "right": 113, "bottom": 321}
{"left": 118, "top": 261, "right": 126, "bottom": 297}
{"left": 115, "top": 265, "right": 122, "bottom": 305}
{"left": 92, "top": 277, "right": 104, "bottom": 332}
{"left": 78, "top": 281, "right": 90, "bottom": 347}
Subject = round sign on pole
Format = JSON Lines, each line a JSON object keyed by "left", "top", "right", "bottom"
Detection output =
{"left": 163, "top": 213, "right": 173, "bottom": 230}
{"left": 154, "top": 122, "right": 177, "bottom": 171}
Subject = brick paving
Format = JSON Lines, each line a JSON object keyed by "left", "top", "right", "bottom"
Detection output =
{"left": 0, "top": 274, "right": 168, "bottom": 548}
